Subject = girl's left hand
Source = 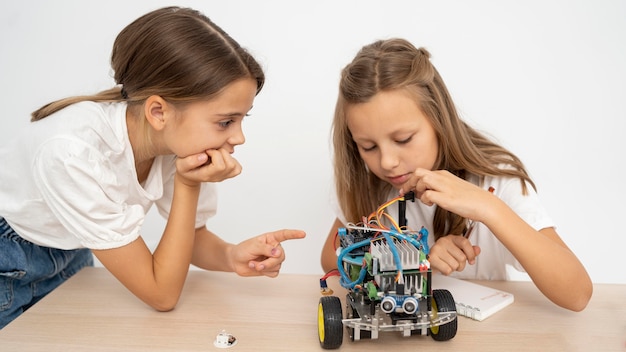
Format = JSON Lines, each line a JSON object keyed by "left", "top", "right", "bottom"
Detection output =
{"left": 229, "top": 229, "right": 306, "bottom": 278}
{"left": 176, "top": 148, "right": 242, "bottom": 186}
{"left": 428, "top": 234, "right": 481, "bottom": 275}
{"left": 399, "top": 168, "right": 495, "bottom": 222}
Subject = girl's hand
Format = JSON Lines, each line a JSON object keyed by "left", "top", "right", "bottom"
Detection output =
{"left": 400, "top": 168, "right": 496, "bottom": 223}
{"left": 229, "top": 229, "right": 307, "bottom": 278}
{"left": 176, "top": 148, "right": 242, "bottom": 186}
{"left": 428, "top": 235, "right": 481, "bottom": 275}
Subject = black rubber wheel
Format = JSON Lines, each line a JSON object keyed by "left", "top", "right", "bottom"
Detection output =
{"left": 318, "top": 296, "right": 344, "bottom": 349}
{"left": 429, "top": 289, "right": 458, "bottom": 341}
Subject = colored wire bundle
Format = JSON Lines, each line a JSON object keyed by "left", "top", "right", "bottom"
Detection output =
{"left": 334, "top": 194, "right": 428, "bottom": 290}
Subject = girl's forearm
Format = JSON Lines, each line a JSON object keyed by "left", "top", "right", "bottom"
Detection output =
{"left": 150, "top": 175, "right": 201, "bottom": 300}
{"left": 485, "top": 200, "right": 592, "bottom": 311}
{"left": 191, "top": 227, "right": 235, "bottom": 272}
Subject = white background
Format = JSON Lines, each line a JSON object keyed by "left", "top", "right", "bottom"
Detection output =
{"left": 1, "top": 1, "right": 624, "bottom": 284}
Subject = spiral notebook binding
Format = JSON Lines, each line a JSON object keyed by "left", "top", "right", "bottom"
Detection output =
{"left": 456, "top": 303, "right": 481, "bottom": 320}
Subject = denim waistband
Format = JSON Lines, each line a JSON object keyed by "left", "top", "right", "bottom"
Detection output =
{"left": 0, "top": 216, "right": 11, "bottom": 236}
{"left": 0, "top": 217, "right": 30, "bottom": 244}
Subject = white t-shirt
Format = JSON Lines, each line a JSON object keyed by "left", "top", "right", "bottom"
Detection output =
{"left": 334, "top": 174, "right": 555, "bottom": 280}
{"left": 0, "top": 101, "right": 217, "bottom": 250}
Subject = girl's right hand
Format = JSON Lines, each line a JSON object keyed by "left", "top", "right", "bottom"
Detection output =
{"left": 427, "top": 235, "right": 481, "bottom": 275}
{"left": 228, "top": 229, "right": 307, "bottom": 278}
{"left": 176, "top": 148, "right": 242, "bottom": 186}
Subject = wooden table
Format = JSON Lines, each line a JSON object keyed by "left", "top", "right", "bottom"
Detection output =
{"left": 0, "top": 267, "right": 624, "bottom": 351}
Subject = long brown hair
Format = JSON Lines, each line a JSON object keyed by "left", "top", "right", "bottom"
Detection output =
{"left": 332, "top": 38, "right": 534, "bottom": 239}
{"left": 31, "top": 6, "right": 265, "bottom": 122}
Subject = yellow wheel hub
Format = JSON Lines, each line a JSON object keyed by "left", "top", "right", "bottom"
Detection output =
{"left": 430, "top": 298, "right": 439, "bottom": 334}
{"left": 318, "top": 302, "right": 325, "bottom": 341}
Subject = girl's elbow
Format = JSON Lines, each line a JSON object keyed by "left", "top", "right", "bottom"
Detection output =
{"left": 570, "top": 283, "right": 593, "bottom": 312}
{"left": 559, "top": 280, "right": 593, "bottom": 312}
{"left": 566, "top": 297, "right": 590, "bottom": 312}
{"left": 146, "top": 295, "right": 180, "bottom": 312}
{"left": 153, "top": 303, "right": 177, "bottom": 312}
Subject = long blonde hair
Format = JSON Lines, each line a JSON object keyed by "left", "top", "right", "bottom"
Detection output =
{"left": 332, "top": 38, "right": 534, "bottom": 239}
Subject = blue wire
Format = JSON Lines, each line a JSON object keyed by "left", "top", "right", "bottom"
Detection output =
{"left": 336, "top": 238, "right": 371, "bottom": 289}
{"left": 336, "top": 226, "right": 430, "bottom": 289}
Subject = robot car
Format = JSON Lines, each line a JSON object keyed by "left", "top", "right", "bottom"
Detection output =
{"left": 317, "top": 192, "right": 457, "bottom": 349}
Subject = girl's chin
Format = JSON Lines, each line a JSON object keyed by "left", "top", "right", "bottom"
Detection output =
{"left": 385, "top": 181, "right": 402, "bottom": 189}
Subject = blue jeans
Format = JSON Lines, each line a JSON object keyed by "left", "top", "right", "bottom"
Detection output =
{"left": 0, "top": 217, "right": 93, "bottom": 329}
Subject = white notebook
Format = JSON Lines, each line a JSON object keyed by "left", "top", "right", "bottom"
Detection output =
{"left": 432, "top": 274, "right": 514, "bottom": 321}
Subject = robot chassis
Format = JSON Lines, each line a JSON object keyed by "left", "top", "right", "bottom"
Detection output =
{"left": 317, "top": 192, "right": 457, "bottom": 349}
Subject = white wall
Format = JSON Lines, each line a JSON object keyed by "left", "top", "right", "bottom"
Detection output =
{"left": 1, "top": 0, "right": 624, "bottom": 284}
